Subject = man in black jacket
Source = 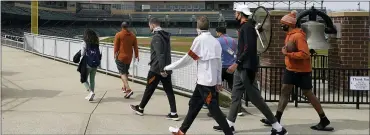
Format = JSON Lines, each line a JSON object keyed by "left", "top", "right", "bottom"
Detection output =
{"left": 130, "top": 17, "right": 179, "bottom": 121}
{"left": 213, "top": 4, "right": 288, "bottom": 135}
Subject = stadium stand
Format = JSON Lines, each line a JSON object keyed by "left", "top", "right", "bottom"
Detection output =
{"left": 1, "top": 1, "right": 325, "bottom": 39}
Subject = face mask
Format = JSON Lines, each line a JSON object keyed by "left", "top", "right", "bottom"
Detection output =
{"left": 235, "top": 14, "right": 241, "bottom": 24}
{"left": 281, "top": 25, "right": 290, "bottom": 32}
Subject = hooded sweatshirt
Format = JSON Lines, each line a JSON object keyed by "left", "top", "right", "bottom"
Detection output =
{"left": 114, "top": 29, "right": 138, "bottom": 64}
{"left": 284, "top": 28, "right": 311, "bottom": 72}
{"left": 149, "top": 27, "right": 172, "bottom": 74}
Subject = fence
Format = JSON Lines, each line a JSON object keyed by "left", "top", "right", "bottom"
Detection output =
{"left": 2, "top": 33, "right": 369, "bottom": 109}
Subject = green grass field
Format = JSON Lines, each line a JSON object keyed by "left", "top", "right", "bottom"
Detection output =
{"left": 101, "top": 37, "right": 370, "bottom": 67}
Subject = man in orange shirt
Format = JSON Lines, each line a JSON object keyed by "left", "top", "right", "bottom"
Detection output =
{"left": 260, "top": 11, "right": 333, "bottom": 132}
{"left": 114, "top": 22, "right": 139, "bottom": 99}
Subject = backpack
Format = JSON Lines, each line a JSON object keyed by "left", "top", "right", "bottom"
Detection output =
{"left": 85, "top": 46, "right": 101, "bottom": 68}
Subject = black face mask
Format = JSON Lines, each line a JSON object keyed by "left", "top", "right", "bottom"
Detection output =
{"left": 281, "top": 25, "right": 289, "bottom": 32}
{"left": 235, "top": 14, "right": 241, "bottom": 24}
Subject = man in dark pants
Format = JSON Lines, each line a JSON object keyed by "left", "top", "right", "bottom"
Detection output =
{"left": 205, "top": 27, "right": 244, "bottom": 118}
{"left": 130, "top": 18, "right": 179, "bottom": 121}
{"left": 213, "top": 4, "right": 288, "bottom": 135}
{"left": 166, "top": 16, "right": 233, "bottom": 135}
{"left": 260, "top": 10, "right": 333, "bottom": 132}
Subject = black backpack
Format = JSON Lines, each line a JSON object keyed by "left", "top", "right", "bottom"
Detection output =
{"left": 85, "top": 46, "right": 101, "bottom": 68}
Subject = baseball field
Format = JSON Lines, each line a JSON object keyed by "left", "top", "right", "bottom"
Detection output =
{"left": 101, "top": 36, "right": 194, "bottom": 53}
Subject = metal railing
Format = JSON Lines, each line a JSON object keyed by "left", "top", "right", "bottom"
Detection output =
{"left": 2, "top": 33, "right": 197, "bottom": 94}
{"left": 2, "top": 33, "right": 369, "bottom": 109}
{"left": 243, "top": 67, "right": 370, "bottom": 109}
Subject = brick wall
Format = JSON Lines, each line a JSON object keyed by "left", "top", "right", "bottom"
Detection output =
{"left": 258, "top": 10, "right": 289, "bottom": 95}
{"left": 328, "top": 12, "right": 369, "bottom": 93}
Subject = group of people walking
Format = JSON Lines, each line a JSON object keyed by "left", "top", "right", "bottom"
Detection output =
{"left": 75, "top": 4, "right": 333, "bottom": 135}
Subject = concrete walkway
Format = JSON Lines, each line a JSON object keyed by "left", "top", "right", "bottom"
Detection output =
{"left": 2, "top": 46, "right": 369, "bottom": 135}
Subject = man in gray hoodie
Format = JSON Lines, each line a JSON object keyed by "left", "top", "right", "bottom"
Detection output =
{"left": 130, "top": 17, "right": 179, "bottom": 121}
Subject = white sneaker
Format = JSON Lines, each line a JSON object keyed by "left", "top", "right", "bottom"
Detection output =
{"left": 169, "top": 126, "right": 179, "bottom": 133}
{"left": 85, "top": 92, "right": 95, "bottom": 101}
{"left": 238, "top": 112, "right": 244, "bottom": 116}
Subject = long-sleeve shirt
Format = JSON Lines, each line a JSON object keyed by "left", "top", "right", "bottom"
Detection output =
{"left": 80, "top": 41, "right": 87, "bottom": 61}
{"left": 236, "top": 20, "right": 258, "bottom": 71}
{"left": 164, "top": 31, "right": 222, "bottom": 86}
{"left": 284, "top": 28, "right": 312, "bottom": 72}
{"left": 114, "top": 29, "right": 138, "bottom": 64}
{"left": 217, "top": 34, "right": 237, "bottom": 68}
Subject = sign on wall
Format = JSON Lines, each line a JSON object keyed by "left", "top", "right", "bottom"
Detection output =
{"left": 350, "top": 76, "right": 370, "bottom": 91}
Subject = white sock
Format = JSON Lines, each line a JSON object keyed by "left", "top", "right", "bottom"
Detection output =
{"left": 170, "top": 112, "right": 177, "bottom": 115}
{"left": 272, "top": 122, "right": 283, "bottom": 132}
{"left": 139, "top": 107, "right": 143, "bottom": 110}
{"left": 90, "top": 91, "right": 94, "bottom": 95}
{"left": 227, "top": 119, "right": 234, "bottom": 127}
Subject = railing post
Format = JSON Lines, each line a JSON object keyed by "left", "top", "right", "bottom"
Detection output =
{"left": 54, "top": 39, "right": 56, "bottom": 60}
{"left": 32, "top": 35, "right": 35, "bottom": 53}
{"left": 23, "top": 35, "right": 26, "bottom": 51}
{"left": 356, "top": 91, "right": 360, "bottom": 109}
{"left": 42, "top": 37, "right": 45, "bottom": 56}
{"left": 106, "top": 46, "right": 108, "bottom": 75}
{"left": 68, "top": 41, "right": 70, "bottom": 64}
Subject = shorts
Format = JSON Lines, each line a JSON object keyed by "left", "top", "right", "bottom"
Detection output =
{"left": 115, "top": 60, "right": 130, "bottom": 75}
{"left": 283, "top": 69, "right": 313, "bottom": 90}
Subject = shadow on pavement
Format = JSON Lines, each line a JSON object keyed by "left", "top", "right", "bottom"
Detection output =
{"left": 237, "top": 119, "right": 369, "bottom": 134}
{"left": 2, "top": 87, "right": 62, "bottom": 99}
{"left": 1, "top": 71, "right": 20, "bottom": 76}
{"left": 101, "top": 91, "right": 168, "bottom": 103}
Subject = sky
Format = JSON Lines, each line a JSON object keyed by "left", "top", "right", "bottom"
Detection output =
{"left": 234, "top": 1, "right": 370, "bottom": 11}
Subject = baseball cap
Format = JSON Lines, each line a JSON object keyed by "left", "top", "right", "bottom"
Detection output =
{"left": 234, "top": 4, "right": 252, "bottom": 16}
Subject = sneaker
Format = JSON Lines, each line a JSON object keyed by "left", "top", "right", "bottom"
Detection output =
{"left": 85, "top": 93, "right": 94, "bottom": 101}
{"left": 166, "top": 113, "right": 180, "bottom": 121}
{"left": 121, "top": 87, "right": 127, "bottom": 93}
{"left": 202, "top": 104, "right": 208, "bottom": 109}
{"left": 130, "top": 105, "right": 143, "bottom": 116}
{"left": 169, "top": 126, "right": 185, "bottom": 135}
{"left": 271, "top": 127, "right": 288, "bottom": 135}
{"left": 213, "top": 125, "right": 235, "bottom": 133}
{"left": 124, "top": 90, "right": 133, "bottom": 99}
{"left": 88, "top": 93, "right": 95, "bottom": 101}
{"left": 238, "top": 112, "right": 244, "bottom": 116}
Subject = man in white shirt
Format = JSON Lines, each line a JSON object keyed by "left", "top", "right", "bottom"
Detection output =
{"left": 165, "top": 16, "right": 233, "bottom": 135}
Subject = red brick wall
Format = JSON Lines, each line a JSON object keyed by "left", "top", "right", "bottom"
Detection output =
{"left": 258, "top": 11, "right": 289, "bottom": 95}
{"left": 328, "top": 13, "right": 369, "bottom": 93}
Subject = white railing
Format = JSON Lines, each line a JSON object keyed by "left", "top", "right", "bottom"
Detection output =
{"left": 2, "top": 33, "right": 197, "bottom": 93}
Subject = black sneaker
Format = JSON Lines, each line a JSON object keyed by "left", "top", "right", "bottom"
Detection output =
{"left": 213, "top": 125, "right": 235, "bottom": 133}
{"left": 271, "top": 127, "right": 288, "bottom": 135}
{"left": 166, "top": 113, "right": 180, "bottom": 121}
{"left": 130, "top": 105, "right": 143, "bottom": 116}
